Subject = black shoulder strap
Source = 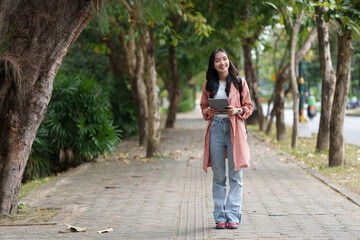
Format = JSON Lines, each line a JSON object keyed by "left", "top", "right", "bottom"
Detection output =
{"left": 238, "top": 76, "right": 248, "bottom": 134}
{"left": 238, "top": 76, "right": 243, "bottom": 106}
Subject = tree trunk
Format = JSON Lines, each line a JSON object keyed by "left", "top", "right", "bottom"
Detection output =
{"left": 0, "top": 0, "right": 100, "bottom": 216}
{"left": 329, "top": 29, "right": 353, "bottom": 166}
{"left": 315, "top": 6, "right": 336, "bottom": 152}
{"left": 265, "top": 106, "right": 276, "bottom": 135}
{"left": 107, "top": 51, "right": 124, "bottom": 78}
{"left": 274, "top": 74, "right": 287, "bottom": 140}
{"left": 242, "top": 43, "right": 265, "bottom": 130}
{"left": 265, "top": 32, "right": 281, "bottom": 136}
{"left": 289, "top": 11, "right": 304, "bottom": 148}
{"left": 106, "top": 43, "right": 148, "bottom": 146}
{"left": 274, "top": 27, "right": 318, "bottom": 141}
{"left": 115, "top": 28, "right": 148, "bottom": 146}
{"left": 165, "top": 14, "right": 181, "bottom": 129}
{"left": 241, "top": 4, "right": 265, "bottom": 130}
{"left": 140, "top": 28, "right": 161, "bottom": 157}
{"left": 165, "top": 44, "right": 181, "bottom": 128}
{"left": 129, "top": 53, "right": 148, "bottom": 146}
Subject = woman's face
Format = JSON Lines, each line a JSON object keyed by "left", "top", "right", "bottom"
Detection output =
{"left": 214, "top": 51, "right": 229, "bottom": 74}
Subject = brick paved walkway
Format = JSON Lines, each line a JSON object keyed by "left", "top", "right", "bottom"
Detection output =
{"left": 1, "top": 110, "right": 359, "bottom": 239}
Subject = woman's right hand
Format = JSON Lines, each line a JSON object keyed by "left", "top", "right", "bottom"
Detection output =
{"left": 207, "top": 107, "right": 219, "bottom": 117}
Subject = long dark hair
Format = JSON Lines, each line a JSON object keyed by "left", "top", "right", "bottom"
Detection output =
{"left": 206, "top": 48, "right": 241, "bottom": 98}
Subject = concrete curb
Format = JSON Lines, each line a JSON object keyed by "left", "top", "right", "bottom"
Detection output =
{"left": 249, "top": 130, "right": 360, "bottom": 208}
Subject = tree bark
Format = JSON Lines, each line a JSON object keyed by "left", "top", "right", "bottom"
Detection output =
{"left": 265, "top": 106, "right": 276, "bottom": 135}
{"left": 315, "top": 6, "right": 336, "bottom": 152}
{"left": 116, "top": 27, "right": 148, "bottom": 146}
{"left": 274, "top": 27, "right": 318, "bottom": 141}
{"left": 165, "top": 14, "right": 181, "bottom": 129}
{"left": 128, "top": 51, "right": 148, "bottom": 146}
{"left": 242, "top": 43, "right": 265, "bottom": 130}
{"left": 106, "top": 39, "right": 148, "bottom": 146}
{"left": 120, "top": 0, "right": 160, "bottom": 154}
{"left": 241, "top": 5, "right": 265, "bottom": 131}
{"left": 329, "top": 29, "right": 353, "bottom": 166}
{"left": 265, "top": 32, "right": 282, "bottom": 135}
{"left": 274, "top": 74, "right": 288, "bottom": 141}
{"left": 0, "top": 0, "right": 101, "bottom": 216}
{"left": 289, "top": 10, "right": 304, "bottom": 148}
{"left": 140, "top": 28, "right": 161, "bottom": 157}
{"left": 165, "top": 43, "right": 181, "bottom": 128}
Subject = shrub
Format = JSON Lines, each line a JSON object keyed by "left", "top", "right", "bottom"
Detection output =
{"left": 25, "top": 73, "right": 120, "bottom": 180}
{"left": 103, "top": 76, "right": 139, "bottom": 138}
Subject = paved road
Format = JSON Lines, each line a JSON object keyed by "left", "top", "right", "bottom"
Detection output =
{"left": 1, "top": 110, "right": 360, "bottom": 239}
{"left": 284, "top": 109, "right": 360, "bottom": 146}
{"left": 262, "top": 104, "right": 360, "bottom": 146}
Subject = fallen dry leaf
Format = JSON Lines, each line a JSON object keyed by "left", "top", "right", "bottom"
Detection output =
{"left": 117, "top": 152, "right": 130, "bottom": 158}
{"left": 307, "top": 153, "right": 315, "bottom": 158}
{"left": 97, "top": 228, "right": 114, "bottom": 234}
{"left": 63, "top": 223, "right": 86, "bottom": 232}
{"left": 278, "top": 157, "right": 289, "bottom": 163}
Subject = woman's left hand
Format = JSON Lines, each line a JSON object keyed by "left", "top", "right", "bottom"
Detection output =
{"left": 222, "top": 105, "right": 239, "bottom": 116}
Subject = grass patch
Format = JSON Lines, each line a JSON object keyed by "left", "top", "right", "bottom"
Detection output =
{"left": 19, "top": 176, "right": 56, "bottom": 201}
{"left": 249, "top": 125, "right": 360, "bottom": 195}
{"left": 0, "top": 176, "right": 58, "bottom": 225}
{"left": 346, "top": 109, "right": 360, "bottom": 116}
{"left": 0, "top": 207, "right": 58, "bottom": 225}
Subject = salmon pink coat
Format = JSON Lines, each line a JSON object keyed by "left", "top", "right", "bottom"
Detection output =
{"left": 200, "top": 78, "right": 253, "bottom": 173}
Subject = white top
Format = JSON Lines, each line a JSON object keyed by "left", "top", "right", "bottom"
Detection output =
{"left": 214, "top": 81, "right": 228, "bottom": 118}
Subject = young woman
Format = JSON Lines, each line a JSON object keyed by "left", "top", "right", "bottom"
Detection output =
{"left": 200, "top": 48, "right": 253, "bottom": 229}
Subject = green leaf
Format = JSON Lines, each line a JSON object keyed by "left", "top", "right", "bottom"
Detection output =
{"left": 324, "top": 13, "right": 330, "bottom": 22}
{"left": 170, "top": 38, "right": 178, "bottom": 47}
{"left": 347, "top": 22, "right": 360, "bottom": 36}
{"left": 265, "top": 2, "right": 279, "bottom": 11}
{"left": 279, "top": 13, "right": 284, "bottom": 25}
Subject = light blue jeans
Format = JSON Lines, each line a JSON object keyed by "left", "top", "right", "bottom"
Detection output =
{"left": 210, "top": 117, "right": 244, "bottom": 224}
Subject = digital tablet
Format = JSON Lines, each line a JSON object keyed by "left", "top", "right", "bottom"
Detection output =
{"left": 208, "top": 98, "right": 229, "bottom": 112}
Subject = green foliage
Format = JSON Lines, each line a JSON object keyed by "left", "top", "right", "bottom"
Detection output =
{"left": 178, "top": 86, "right": 196, "bottom": 112}
{"left": 182, "top": 4, "right": 215, "bottom": 40}
{"left": 311, "top": 86, "right": 321, "bottom": 102}
{"left": 28, "top": 73, "right": 120, "bottom": 179}
{"left": 60, "top": 31, "right": 112, "bottom": 81}
{"left": 103, "top": 76, "right": 139, "bottom": 138}
{"left": 59, "top": 27, "right": 139, "bottom": 138}
{"left": 48, "top": 73, "right": 120, "bottom": 159}
{"left": 313, "top": 0, "right": 360, "bottom": 37}
{"left": 23, "top": 157, "right": 53, "bottom": 182}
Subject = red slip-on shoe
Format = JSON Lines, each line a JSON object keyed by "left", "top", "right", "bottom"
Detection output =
{"left": 215, "top": 222, "right": 227, "bottom": 229}
{"left": 227, "top": 222, "right": 239, "bottom": 229}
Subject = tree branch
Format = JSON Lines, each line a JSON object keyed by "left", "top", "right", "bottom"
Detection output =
{"left": 120, "top": 0, "right": 132, "bottom": 13}
{"left": 279, "top": 7, "right": 291, "bottom": 32}
{"left": 249, "top": 26, "right": 264, "bottom": 46}
{"left": 293, "top": 9, "right": 304, "bottom": 35}
{"left": 279, "top": 27, "right": 318, "bottom": 80}
{"left": 285, "top": 7, "right": 293, "bottom": 28}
